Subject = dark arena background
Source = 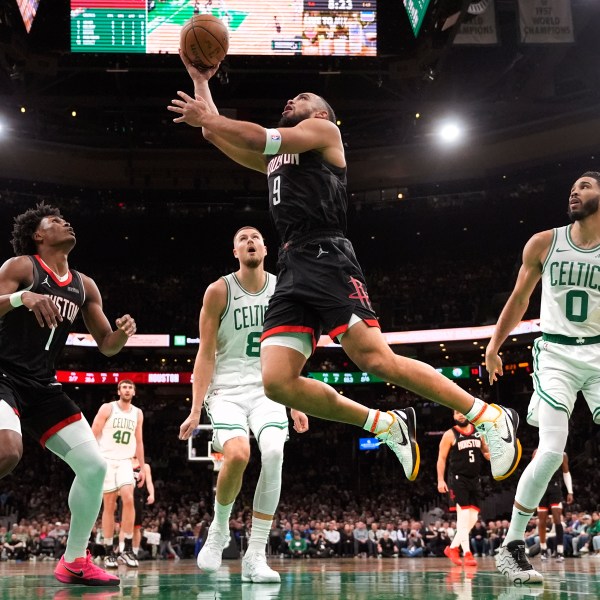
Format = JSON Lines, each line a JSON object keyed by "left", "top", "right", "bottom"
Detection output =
{"left": 0, "top": 0, "right": 599, "bottom": 598}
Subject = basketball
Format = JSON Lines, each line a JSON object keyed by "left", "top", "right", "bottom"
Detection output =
{"left": 180, "top": 15, "right": 229, "bottom": 69}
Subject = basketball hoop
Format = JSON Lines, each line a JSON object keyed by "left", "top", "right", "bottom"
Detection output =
{"left": 210, "top": 452, "right": 224, "bottom": 472}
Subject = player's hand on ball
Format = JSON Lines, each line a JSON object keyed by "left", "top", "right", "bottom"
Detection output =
{"left": 179, "top": 413, "right": 200, "bottom": 440}
{"left": 179, "top": 49, "right": 220, "bottom": 82}
{"left": 291, "top": 410, "right": 309, "bottom": 434}
{"left": 116, "top": 314, "right": 136, "bottom": 337}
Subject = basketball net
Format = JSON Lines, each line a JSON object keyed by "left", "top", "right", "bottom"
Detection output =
{"left": 211, "top": 452, "right": 224, "bottom": 472}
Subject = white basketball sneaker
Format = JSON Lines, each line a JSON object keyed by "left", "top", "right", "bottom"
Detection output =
{"left": 475, "top": 404, "right": 522, "bottom": 481}
{"left": 197, "top": 527, "right": 231, "bottom": 573}
{"left": 376, "top": 408, "right": 420, "bottom": 481}
{"left": 241, "top": 551, "right": 281, "bottom": 583}
{"left": 496, "top": 541, "right": 543, "bottom": 584}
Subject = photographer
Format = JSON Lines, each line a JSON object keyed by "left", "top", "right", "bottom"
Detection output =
{"left": 400, "top": 530, "right": 424, "bottom": 558}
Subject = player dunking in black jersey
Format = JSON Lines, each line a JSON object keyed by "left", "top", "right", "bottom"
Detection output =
{"left": 168, "top": 55, "right": 521, "bottom": 489}
{"left": 437, "top": 410, "right": 490, "bottom": 567}
{"left": 0, "top": 203, "right": 136, "bottom": 587}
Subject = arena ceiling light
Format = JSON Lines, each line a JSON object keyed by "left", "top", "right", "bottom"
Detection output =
{"left": 438, "top": 120, "right": 464, "bottom": 144}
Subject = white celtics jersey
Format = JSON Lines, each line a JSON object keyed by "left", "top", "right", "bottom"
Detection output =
{"left": 97, "top": 401, "right": 139, "bottom": 460}
{"left": 210, "top": 272, "right": 276, "bottom": 388}
{"left": 541, "top": 225, "right": 600, "bottom": 337}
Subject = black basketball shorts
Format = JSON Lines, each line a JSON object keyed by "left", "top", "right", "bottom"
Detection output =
{"left": 261, "top": 235, "right": 379, "bottom": 352}
{"left": 538, "top": 482, "right": 563, "bottom": 510}
{"left": 0, "top": 369, "right": 81, "bottom": 446}
{"left": 449, "top": 475, "right": 482, "bottom": 510}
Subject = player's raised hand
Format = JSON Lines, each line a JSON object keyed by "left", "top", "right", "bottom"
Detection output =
{"left": 179, "top": 49, "right": 221, "bottom": 83}
{"left": 116, "top": 314, "right": 136, "bottom": 337}
{"left": 168, "top": 91, "right": 211, "bottom": 127}
{"left": 291, "top": 409, "right": 309, "bottom": 434}
{"left": 21, "top": 291, "right": 63, "bottom": 328}
{"left": 179, "top": 412, "right": 200, "bottom": 441}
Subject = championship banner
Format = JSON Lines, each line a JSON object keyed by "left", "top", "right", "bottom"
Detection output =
{"left": 518, "top": 0, "right": 574, "bottom": 44}
{"left": 454, "top": 0, "right": 497, "bottom": 45}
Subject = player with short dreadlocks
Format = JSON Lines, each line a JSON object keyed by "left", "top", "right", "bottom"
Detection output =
{"left": 0, "top": 202, "right": 136, "bottom": 587}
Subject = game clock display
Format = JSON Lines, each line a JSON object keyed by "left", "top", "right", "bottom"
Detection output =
{"left": 70, "top": 0, "right": 377, "bottom": 56}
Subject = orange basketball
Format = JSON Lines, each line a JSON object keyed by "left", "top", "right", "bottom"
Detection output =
{"left": 180, "top": 14, "right": 229, "bottom": 69}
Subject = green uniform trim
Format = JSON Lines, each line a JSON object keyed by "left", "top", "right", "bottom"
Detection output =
{"left": 542, "top": 332, "right": 600, "bottom": 346}
{"left": 532, "top": 339, "right": 572, "bottom": 418}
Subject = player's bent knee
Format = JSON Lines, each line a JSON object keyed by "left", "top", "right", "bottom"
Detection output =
{"left": 262, "top": 376, "right": 291, "bottom": 404}
{"left": 0, "top": 432, "right": 23, "bottom": 478}
{"left": 533, "top": 450, "right": 563, "bottom": 483}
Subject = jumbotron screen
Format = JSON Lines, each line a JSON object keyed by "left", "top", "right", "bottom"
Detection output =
{"left": 70, "top": 0, "right": 377, "bottom": 56}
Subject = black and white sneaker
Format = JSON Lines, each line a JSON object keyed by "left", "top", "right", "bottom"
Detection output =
{"left": 496, "top": 541, "right": 543, "bottom": 584}
{"left": 103, "top": 552, "right": 119, "bottom": 569}
{"left": 376, "top": 408, "right": 420, "bottom": 481}
{"left": 120, "top": 550, "right": 139, "bottom": 568}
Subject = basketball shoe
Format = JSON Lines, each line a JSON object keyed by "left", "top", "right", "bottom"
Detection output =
{"left": 103, "top": 552, "right": 118, "bottom": 569}
{"left": 463, "top": 551, "right": 477, "bottom": 566}
{"left": 118, "top": 550, "right": 138, "bottom": 568}
{"left": 54, "top": 550, "right": 120, "bottom": 586}
{"left": 444, "top": 545, "right": 462, "bottom": 566}
{"left": 197, "top": 527, "right": 231, "bottom": 573}
{"left": 376, "top": 408, "right": 420, "bottom": 481}
{"left": 495, "top": 541, "right": 543, "bottom": 584}
{"left": 474, "top": 404, "right": 521, "bottom": 481}
{"left": 241, "top": 551, "right": 280, "bottom": 583}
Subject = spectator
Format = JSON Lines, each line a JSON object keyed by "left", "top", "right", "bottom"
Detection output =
{"left": 377, "top": 531, "right": 399, "bottom": 558}
{"left": 401, "top": 530, "right": 424, "bottom": 558}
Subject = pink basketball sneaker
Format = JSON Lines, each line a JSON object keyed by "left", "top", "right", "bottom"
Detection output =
{"left": 54, "top": 550, "right": 120, "bottom": 586}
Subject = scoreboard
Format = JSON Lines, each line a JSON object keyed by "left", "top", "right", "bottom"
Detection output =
{"left": 70, "top": 0, "right": 377, "bottom": 56}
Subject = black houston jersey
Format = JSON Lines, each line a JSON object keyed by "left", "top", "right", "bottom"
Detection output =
{"left": 449, "top": 425, "right": 484, "bottom": 477}
{"left": 0, "top": 255, "right": 85, "bottom": 383}
{"left": 266, "top": 149, "right": 348, "bottom": 244}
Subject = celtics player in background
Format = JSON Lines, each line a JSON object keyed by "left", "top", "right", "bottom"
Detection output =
{"left": 92, "top": 379, "right": 145, "bottom": 569}
{"left": 437, "top": 410, "right": 490, "bottom": 567}
{"left": 0, "top": 203, "right": 136, "bottom": 587}
{"left": 169, "top": 54, "right": 522, "bottom": 490}
{"left": 179, "top": 226, "right": 309, "bottom": 584}
{"left": 486, "top": 171, "right": 600, "bottom": 585}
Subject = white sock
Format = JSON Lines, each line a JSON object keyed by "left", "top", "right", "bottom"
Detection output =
{"left": 464, "top": 399, "right": 500, "bottom": 424}
{"left": 213, "top": 500, "right": 234, "bottom": 532}
{"left": 247, "top": 516, "right": 272, "bottom": 555}
{"left": 363, "top": 409, "right": 393, "bottom": 435}
{"left": 505, "top": 506, "right": 534, "bottom": 545}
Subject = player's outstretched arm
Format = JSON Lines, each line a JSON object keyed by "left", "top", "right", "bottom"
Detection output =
{"left": 80, "top": 274, "right": 136, "bottom": 356}
{"left": 179, "top": 279, "right": 226, "bottom": 441}
{"left": 485, "top": 230, "right": 551, "bottom": 384}
{"left": 436, "top": 430, "right": 452, "bottom": 493}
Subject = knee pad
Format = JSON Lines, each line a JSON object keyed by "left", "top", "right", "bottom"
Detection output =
{"left": 532, "top": 450, "right": 563, "bottom": 483}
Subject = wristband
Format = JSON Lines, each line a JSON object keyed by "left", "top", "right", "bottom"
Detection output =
{"left": 563, "top": 471, "right": 573, "bottom": 495}
{"left": 9, "top": 290, "right": 25, "bottom": 308}
{"left": 263, "top": 128, "right": 282, "bottom": 155}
